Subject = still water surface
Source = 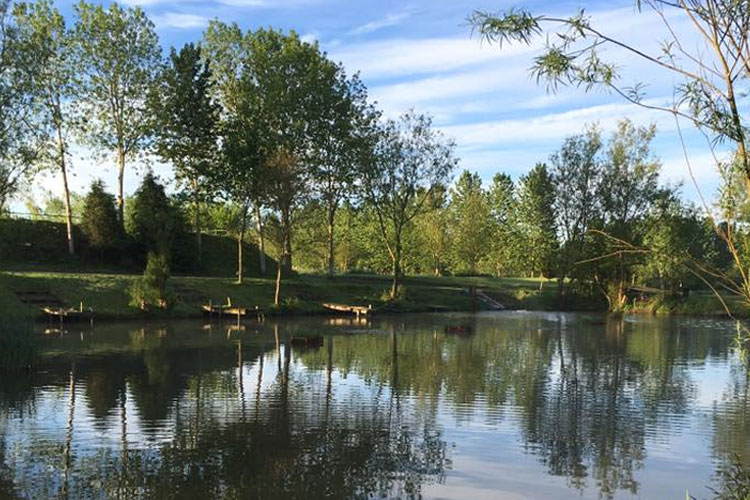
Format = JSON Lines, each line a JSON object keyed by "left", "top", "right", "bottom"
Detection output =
{"left": 0, "top": 311, "right": 748, "bottom": 499}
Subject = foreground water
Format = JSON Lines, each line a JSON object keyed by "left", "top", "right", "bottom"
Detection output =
{"left": 0, "top": 312, "right": 748, "bottom": 499}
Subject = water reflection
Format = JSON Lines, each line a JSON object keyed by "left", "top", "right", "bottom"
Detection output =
{"left": 0, "top": 313, "right": 746, "bottom": 499}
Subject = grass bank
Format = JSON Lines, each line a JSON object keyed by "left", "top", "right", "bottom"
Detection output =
{"left": 0, "top": 271, "right": 568, "bottom": 320}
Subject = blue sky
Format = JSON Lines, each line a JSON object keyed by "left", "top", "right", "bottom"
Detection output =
{"left": 31, "top": 0, "right": 726, "bottom": 207}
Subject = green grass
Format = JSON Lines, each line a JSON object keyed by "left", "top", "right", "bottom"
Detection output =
{"left": 0, "top": 271, "right": 564, "bottom": 320}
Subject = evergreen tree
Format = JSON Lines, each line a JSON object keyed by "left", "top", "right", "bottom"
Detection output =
{"left": 126, "top": 172, "right": 179, "bottom": 259}
{"left": 517, "top": 163, "right": 557, "bottom": 279}
{"left": 449, "top": 170, "right": 490, "bottom": 275}
{"left": 81, "top": 179, "right": 119, "bottom": 252}
{"left": 487, "top": 172, "right": 519, "bottom": 276}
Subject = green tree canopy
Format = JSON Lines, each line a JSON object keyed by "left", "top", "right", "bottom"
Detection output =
{"left": 73, "top": 0, "right": 161, "bottom": 225}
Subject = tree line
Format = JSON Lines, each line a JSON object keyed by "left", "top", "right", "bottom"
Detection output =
{"left": 0, "top": 0, "right": 739, "bottom": 312}
{"left": 0, "top": 0, "right": 456, "bottom": 305}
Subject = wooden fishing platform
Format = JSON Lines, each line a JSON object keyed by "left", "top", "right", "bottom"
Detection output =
{"left": 202, "top": 297, "right": 264, "bottom": 322}
{"left": 322, "top": 303, "right": 374, "bottom": 319}
{"left": 43, "top": 302, "right": 94, "bottom": 326}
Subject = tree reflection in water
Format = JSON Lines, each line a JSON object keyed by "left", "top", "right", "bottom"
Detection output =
{"left": 0, "top": 314, "right": 744, "bottom": 499}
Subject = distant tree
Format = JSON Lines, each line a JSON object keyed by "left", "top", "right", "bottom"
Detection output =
{"left": 73, "top": 1, "right": 161, "bottom": 225}
{"left": 486, "top": 172, "right": 519, "bottom": 276}
{"left": 549, "top": 126, "right": 602, "bottom": 295}
{"left": 150, "top": 43, "right": 219, "bottom": 262}
{"left": 516, "top": 163, "right": 557, "bottom": 280}
{"left": 13, "top": 0, "right": 77, "bottom": 254}
{"left": 360, "top": 111, "right": 457, "bottom": 298}
{"left": 126, "top": 172, "right": 179, "bottom": 259}
{"left": 81, "top": 179, "right": 119, "bottom": 252}
{"left": 416, "top": 185, "right": 450, "bottom": 276}
{"left": 449, "top": 170, "right": 490, "bottom": 275}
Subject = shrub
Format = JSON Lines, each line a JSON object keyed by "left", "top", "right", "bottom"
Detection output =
{"left": 129, "top": 252, "right": 173, "bottom": 310}
{"left": 81, "top": 180, "right": 120, "bottom": 252}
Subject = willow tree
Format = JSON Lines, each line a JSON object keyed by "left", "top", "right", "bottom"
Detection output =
{"left": 361, "top": 111, "right": 457, "bottom": 298}
{"left": 469, "top": 0, "right": 750, "bottom": 312}
{"left": 13, "top": 0, "right": 77, "bottom": 254}
{"left": 73, "top": 1, "right": 161, "bottom": 225}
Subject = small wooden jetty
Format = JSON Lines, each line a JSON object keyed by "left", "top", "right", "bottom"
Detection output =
{"left": 322, "top": 303, "right": 374, "bottom": 320}
{"left": 43, "top": 302, "right": 94, "bottom": 326}
{"left": 202, "top": 297, "right": 264, "bottom": 322}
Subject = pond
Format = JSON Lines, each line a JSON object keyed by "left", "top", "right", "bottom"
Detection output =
{"left": 0, "top": 311, "right": 747, "bottom": 499}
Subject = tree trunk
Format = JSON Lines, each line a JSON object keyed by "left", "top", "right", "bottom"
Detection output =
{"left": 193, "top": 177, "right": 202, "bottom": 263}
{"left": 281, "top": 209, "right": 293, "bottom": 274}
{"left": 254, "top": 203, "right": 266, "bottom": 274}
{"left": 237, "top": 232, "right": 243, "bottom": 284}
{"left": 274, "top": 258, "right": 282, "bottom": 306}
{"left": 57, "top": 126, "right": 75, "bottom": 255}
{"left": 390, "top": 238, "right": 402, "bottom": 299}
{"left": 116, "top": 144, "right": 125, "bottom": 226}
{"left": 237, "top": 207, "right": 248, "bottom": 284}
{"left": 326, "top": 204, "right": 336, "bottom": 278}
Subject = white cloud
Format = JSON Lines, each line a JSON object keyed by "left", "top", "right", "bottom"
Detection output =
{"left": 151, "top": 12, "right": 208, "bottom": 29}
{"left": 332, "top": 37, "right": 533, "bottom": 80}
{"left": 348, "top": 12, "right": 410, "bottom": 36}
{"left": 441, "top": 100, "right": 675, "bottom": 148}
{"left": 300, "top": 31, "right": 320, "bottom": 44}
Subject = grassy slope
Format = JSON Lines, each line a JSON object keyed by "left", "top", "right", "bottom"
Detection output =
{"left": 0, "top": 271, "right": 563, "bottom": 320}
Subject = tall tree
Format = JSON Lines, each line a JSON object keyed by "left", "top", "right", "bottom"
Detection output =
{"left": 449, "top": 170, "right": 490, "bottom": 275}
{"left": 0, "top": 0, "right": 39, "bottom": 212}
{"left": 218, "top": 110, "right": 265, "bottom": 284}
{"left": 310, "top": 68, "right": 377, "bottom": 278}
{"left": 517, "top": 163, "right": 557, "bottom": 280}
{"left": 265, "top": 148, "right": 308, "bottom": 305}
{"left": 550, "top": 126, "right": 602, "bottom": 295}
{"left": 13, "top": 0, "right": 77, "bottom": 254}
{"left": 240, "top": 28, "right": 342, "bottom": 274}
{"left": 361, "top": 111, "right": 457, "bottom": 298}
{"left": 596, "top": 120, "right": 663, "bottom": 309}
{"left": 73, "top": 1, "right": 161, "bottom": 225}
{"left": 201, "top": 21, "right": 270, "bottom": 274}
{"left": 487, "top": 172, "right": 519, "bottom": 276}
{"left": 151, "top": 43, "right": 219, "bottom": 263}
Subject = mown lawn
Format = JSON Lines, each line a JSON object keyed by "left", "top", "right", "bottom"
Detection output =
{"left": 0, "top": 271, "right": 560, "bottom": 320}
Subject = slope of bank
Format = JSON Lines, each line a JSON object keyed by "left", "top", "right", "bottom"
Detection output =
{"left": 0, "top": 272, "right": 565, "bottom": 320}
{"left": 0, "top": 270, "right": 741, "bottom": 321}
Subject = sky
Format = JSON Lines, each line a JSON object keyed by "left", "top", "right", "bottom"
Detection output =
{"left": 25, "top": 0, "right": 728, "bottom": 211}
